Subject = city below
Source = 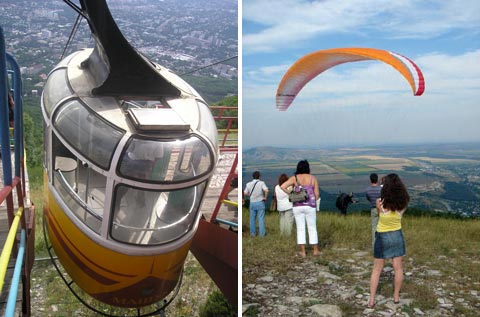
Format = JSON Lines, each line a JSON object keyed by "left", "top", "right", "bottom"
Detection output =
{"left": 1, "top": 0, "right": 237, "bottom": 98}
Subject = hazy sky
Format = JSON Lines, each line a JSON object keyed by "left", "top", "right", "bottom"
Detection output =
{"left": 242, "top": 0, "right": 480, "bottom": 149}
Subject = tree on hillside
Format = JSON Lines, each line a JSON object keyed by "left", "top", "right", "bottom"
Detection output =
{"left": 212, "top": 95, "right": 237, "bottom": 129}
{"left": 181, "top": 75, "right": 237, "bottom": 104}
{"left": 23, "top": 112, "right": 43, "bottom": 167}
{"left": 213, "top": 95, "right": 237, "bottom": 107}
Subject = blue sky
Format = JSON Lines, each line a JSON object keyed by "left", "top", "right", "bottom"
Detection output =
{"left": 242, "top": 0, "right": 480, "bottom": 149}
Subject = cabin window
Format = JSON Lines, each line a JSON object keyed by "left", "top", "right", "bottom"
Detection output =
{"left": 121, "top": 100, "right": 169, "bottom": 110}
{"left": 118, "top": 135, "right": 213, "bottom": 183}
{"left": 53, "top": 100, "right": 124, "bottom": 170}
{"left": 110, "top": 182, "right": 207, "bottom": 245}
{"left": 52, "top": 134, "right": 106, "bottom": 234}
{"left": 43, "top": 68, "right": 72, "bottom": 117}
{"left": 197, "top": 101, "right": 218, "bottom": 150}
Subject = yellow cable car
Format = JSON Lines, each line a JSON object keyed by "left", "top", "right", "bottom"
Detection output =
{"left": 42, "top": 0, "right": 218, "bottom": 308}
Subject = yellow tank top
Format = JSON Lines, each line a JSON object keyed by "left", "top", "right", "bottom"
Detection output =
{"left": 377, "top": 208, "right": 402, "bottom": 232}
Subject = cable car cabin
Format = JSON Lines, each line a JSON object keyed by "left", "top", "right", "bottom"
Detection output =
{"left": 41, "top": 49, "right": 218, "bottom": 308}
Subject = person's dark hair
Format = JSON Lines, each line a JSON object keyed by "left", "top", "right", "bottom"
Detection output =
{"left": 381, "top": 173, "right": 410, "bottom": 211}
{"left": 229, "top": 177, "right": 238, "bottom": 188}
{"left": 295, "top": 160, "right": 310, "bottom": 175}
{"left": 370, "top": 173, "right": 378, "bottom": 184}
{"left": 252, "top": 171, "right": 260, "bottom": 179}
{"left": 8, "top": 92, "right": 14, "bottom": 124}
{"left": 278, "top": 173, "right": 288, "bottom": 185}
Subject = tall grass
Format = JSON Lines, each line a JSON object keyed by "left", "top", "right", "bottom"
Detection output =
{"left": 403, "top": 215, "right": 480, "bottom": 260}
{"left": 243, "top": 209, "right": 480, "bottom": 257}
{"left": 27, "top": 167, "right": 48, "bottom": 258}
{"left": 243, "top": 208, "right": 480, "bottom": 293}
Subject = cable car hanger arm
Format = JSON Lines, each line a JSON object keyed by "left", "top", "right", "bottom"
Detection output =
{"left": 63, "top": 0, "right": 88, "bottom": 19}
{"left": 70, "top": 0, "right": 181, "bottom": 98}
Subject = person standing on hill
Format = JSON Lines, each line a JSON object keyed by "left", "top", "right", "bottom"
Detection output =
{"left": 8, "top": 92, "right": 15, "bottom": 128}
{"left": 244, "top": 171, "right": 269, "bottom": 237}
{"left": 368, "top": 173, "right": 409, "bottom": 308}
{"left": 366, "top": 173, "right": 382, "bottom": 247}
{"left": 275, "top": 173, "right": 294, "bottom": 236}
{"left": 281, "top": 160, "right": 320, "bottom": 257}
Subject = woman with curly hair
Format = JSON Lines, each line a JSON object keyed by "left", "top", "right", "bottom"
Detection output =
{"left": 368, "top": 173, "right": 409, "bottom": 308}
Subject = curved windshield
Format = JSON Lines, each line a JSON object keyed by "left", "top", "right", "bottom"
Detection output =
{"left": 54, "top": 170, "right": 103, "bottom": 234}
{"left": 197, "top": 101, "right": 218, "bottom": 149}
{"left": 43, "top": 68, "right": 72, "bottom": 117}
{"left": 118, "top": 135, "right": 213, "bottom": 183}
{"left": 53, "top": 100, "right": 124, "bottom": 169}
{"left": 110, "top": 182, "right": 207, "bottom": 245}
{"left": 51, "top": 133, "right": 107, "bottom": 234}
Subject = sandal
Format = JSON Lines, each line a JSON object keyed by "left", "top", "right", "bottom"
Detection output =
{"left": 367, "top": 302, "right": 376, "bottom": 308}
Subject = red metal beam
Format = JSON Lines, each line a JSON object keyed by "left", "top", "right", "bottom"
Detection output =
{"left": 209, "top": 154, "right": 237, "bottom": 223}
{"left": 190, "top": 219, "right": 237, "bottom": 308}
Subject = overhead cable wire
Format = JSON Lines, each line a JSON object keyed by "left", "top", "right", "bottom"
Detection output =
{"left": 60, "top": 13, "right": 83, "bottom": 61}
{"left": 63, "top": 0, "right": 88, "bottom": 19}
{"left": 180, "top": 55, "right": 238, "bottom": 76}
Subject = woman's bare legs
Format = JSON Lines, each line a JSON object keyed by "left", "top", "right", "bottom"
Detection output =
{"left": 313, "top": 244, "right": 319, "bottom": 256}
{"left": 298, "top": 244, "right": 306, "bottom": 257}
{"left": 392, "top": 256, "right": 403, "bottom": 302}
{"left": 369, "top": 258, "right": 385, "bottom": 307}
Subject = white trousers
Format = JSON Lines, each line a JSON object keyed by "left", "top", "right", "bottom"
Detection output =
{"left": 293, "top": 205, "right": 318, "bottom": 245}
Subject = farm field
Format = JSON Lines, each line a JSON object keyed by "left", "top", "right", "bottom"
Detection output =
{"left": 243, "top": 143, "right": 480, "bottom": 217}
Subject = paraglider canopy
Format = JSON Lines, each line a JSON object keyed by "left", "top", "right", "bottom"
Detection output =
{"left": 276, "top": 48, "right": 425, "bottom": 111}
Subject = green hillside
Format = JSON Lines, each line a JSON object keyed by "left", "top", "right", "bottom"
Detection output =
{"left": 182, "top": 75, "right": 237, "bottom": 104}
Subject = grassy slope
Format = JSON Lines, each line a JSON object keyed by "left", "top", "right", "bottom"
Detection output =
{"left": 242, "top": 209, "right": 480, "bottom": 314}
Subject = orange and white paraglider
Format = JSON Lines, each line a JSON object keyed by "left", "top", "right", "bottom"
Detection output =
{"left": 276, "top": 48, "right": 425, "bottom": 111}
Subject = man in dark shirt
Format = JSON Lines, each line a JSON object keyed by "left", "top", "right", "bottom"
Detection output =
{"left": 366, "top": 173, "right": 382, "bottom": 247}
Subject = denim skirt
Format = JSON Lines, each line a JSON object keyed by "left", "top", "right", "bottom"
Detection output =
{"left": 374, "top": 229, "right": 405, "bottom": 259}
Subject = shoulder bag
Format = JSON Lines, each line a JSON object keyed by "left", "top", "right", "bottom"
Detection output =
{"left": 244, "top": 180, "right": 259, "bottom": 208}
{"left": 289, "top": 175, "right": 309, "bottom": 203}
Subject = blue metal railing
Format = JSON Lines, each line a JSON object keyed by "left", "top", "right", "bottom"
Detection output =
{"left": 0, "top": 25, "right": 32, "bottom": 316}
{"left": 5, "top": 57, "right": 23, "bottom": 178}
{"left": 0, "top": 27, "right": 12, "bottom": 186}
{"left": 1, "top": 31, "right": 24, "bottom": 182}
{"left": 214, "top": 217, "right": 238, "bottom": 228}
{"left": 5, "top": 230, "right": 25, "bottom": 317}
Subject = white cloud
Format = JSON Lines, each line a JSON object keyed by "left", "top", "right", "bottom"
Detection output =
{"left": 246, "top": 64, "right": 291, "bottom": 79}
{"left": 245, "top": 50, "right": 480, "bottom": 105}
{"left": 418, "top": 50, "right": 480, "bottom": 79}
{"left": 243, "top": 0, "right": 480, "bottom": 53}
{"left": 243, "top": 50, "right": 480, "bottom": 147}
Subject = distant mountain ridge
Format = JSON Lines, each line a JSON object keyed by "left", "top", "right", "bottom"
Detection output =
{"left": 243, "top": 143, "right": 480, "bottom": 165}
{"left": 243, "top": 146, "right": 332, "bottom": 165}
